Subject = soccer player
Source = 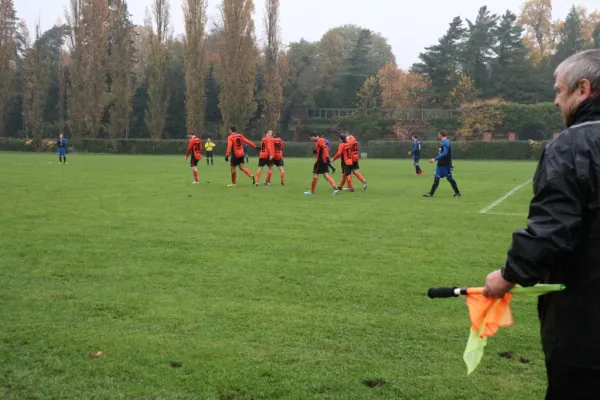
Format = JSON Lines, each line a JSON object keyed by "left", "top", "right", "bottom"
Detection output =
{"left": 243, "top": 142, "right": 249, "bottom": 163}
{"left": 185, "top": 133, "right": 202, "bottom": 184}
{"left": 346, "top": 134, "right": 367, "bottom": 190}
{"left": 409, "top": 134, "right": 423, "bottom": 175}
{"left": 56, "top": 134, "right": 68, "bottom": 164}
{"left": 270, "top": 134, "right": 285, "bottom": 185}
{"left": 304, "top": 133, "right": 339, "bottom": 195}
{"left": 204, "top": 137, "right": 216, "bottom": 166}
{"left": 225, "top": 126, "right": 257, "bottom": 187}
{"left": 332, "top": 134, "right": 356, "bottom": 192}
{"left": 255, "top": 130, "right": 275, "bottom": 186}
{"left": 424, "top": 130, "right": 461, "bottom": 198}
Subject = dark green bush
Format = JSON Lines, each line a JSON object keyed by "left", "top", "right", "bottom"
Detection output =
{"left": 1, "top": 137, "right": 549, "bottom": 160}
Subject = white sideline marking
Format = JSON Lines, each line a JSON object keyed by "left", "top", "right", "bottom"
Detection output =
{"left": 483, "top": 212, "right": 528, "bottom": 217}
{"left": 478, "top": 178, "right": 532, "bottom": 214}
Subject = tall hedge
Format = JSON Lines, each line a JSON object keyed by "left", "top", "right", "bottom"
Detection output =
{"left": 0, "top": 137, "right": 549, "bottom": 160}
{"left": 367, "top": 140, "right": 548, "bottom": 160}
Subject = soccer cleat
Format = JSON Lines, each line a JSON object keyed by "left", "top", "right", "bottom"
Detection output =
{"left": 333, "top": 189, "right": 340, "bottom": 196}
{"left": 363, "top": 181, "right": 368, "bottom": 191}
{"left": 343, "top": 188, "right": 355, "bottom": 192}
{"left": 227, "top": 184, "right": 237, "bottom": 187}
{"left": 454, "top": 193, "right": 462, "bottom": 198}
{"left": 281, "top": 183, "right": 284, "bottom": 186}
{"left": 264, "top": 182, "right": 271, "bottom": 186}
{"left": 192, "top": 181, "right": 199, "bottom": 184}
{"left": 417, "top": 171, "right": 424, "bottom": 176}
{"left": 423, "top": 193, "right": 433, "bottom": 197}
{"left": 304, "top": 191, "right": 314, "bottom": 195}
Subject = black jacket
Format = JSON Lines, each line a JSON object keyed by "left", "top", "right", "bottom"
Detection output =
{"left": 502, "top": 95, "right": 600, "bottom": 368}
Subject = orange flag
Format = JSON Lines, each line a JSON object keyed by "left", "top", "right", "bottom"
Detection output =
{"left": 464, "top": 293, "right": 513, "bottom": 374}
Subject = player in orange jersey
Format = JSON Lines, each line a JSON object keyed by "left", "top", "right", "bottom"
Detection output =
{"left": 332, "top": 134, "right": 356, "bottom": 192}
{"left": 225, "top": 126, "right": 258, "bottom": 187}
{"left": 185, "top": 133, "right": 202, "bottom": 184}
{"left": 304, "top": 133, "right": 339, "bottom": 195}
{"left": 270, "top": 134, "right": 285, "bottom": 185}
{"left": 346, "top": 134, "right": 367, "bottom": 190}
{"left": 255, "top": 130, "right": 275, "bottom": 186}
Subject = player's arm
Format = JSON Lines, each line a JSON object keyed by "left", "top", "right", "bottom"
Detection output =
{"left": 225, "top": 137, "right": 233, "bottom": 158}
{"left": 434, "top": 143, "right": 449, "bottom": 161}
{"left": 267, "top": 139, "right": 275, "bottom": 159}
{"left": 242, "top": 136, "right": 257, "bottom": 149}
{"left": 502, "top": 141, "right": 585, "bottom": 286}
{"left": 332, "top": 144, "right": 344, "bottom": 161}
{"left": 185, "top": 139, "right": 193, "bottom": 158}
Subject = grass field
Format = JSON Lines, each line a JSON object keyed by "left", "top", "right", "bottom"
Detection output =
{"left": 0, "top": 152, "right": 544, "bottom": 400}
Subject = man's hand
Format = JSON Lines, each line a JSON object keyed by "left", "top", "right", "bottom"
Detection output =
{"left": 408, "top": 151, "right": 411, "bottom": 156}
{"left": 429, "top": 158, "right": 435, "bottom": 164}
{"left": 482, "top": 270, "right": 514, "bottom": 298}
{"left": 225, "top": 156, "right": 229, "bottom": 162}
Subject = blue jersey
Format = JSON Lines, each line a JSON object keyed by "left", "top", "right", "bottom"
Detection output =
{"left": 56, "top": 138, "right": 67, "bottom": 149}
{"left": 434, "top": 139, "right": 452, "bottom": 167}
{"left": 243, "top": 142, "right": 248, "bottom": 154}
{"left": 412, "top": 139, "right": 421, "bottom": 156}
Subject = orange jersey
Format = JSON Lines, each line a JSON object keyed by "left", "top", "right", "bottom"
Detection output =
{"left": 333, "top": 142, "right": 353, "bottom": 166}
{"left": 315, "top": 137, "right": 329, "bottom": 163}
{"left": 273, "top": 138, "right": 284, "bottom": 160}
{"left": 226, "top": 133, "right": 256, "bottom": 158}
{"left": 347, "top": 135, "right": 359, "bottom": 162}
{"left": 259, "top": 137, "right": 275, "bottom": 159}
{"left": 185, "top": 136, "right": 202, "bottom": 159}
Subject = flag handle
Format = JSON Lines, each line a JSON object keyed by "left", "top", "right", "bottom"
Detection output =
{"left": 427, "top": 284, "right": 566, "bottom": 298}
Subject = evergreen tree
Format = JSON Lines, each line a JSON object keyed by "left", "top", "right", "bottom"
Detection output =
{"left": 553, "top": 6, "right": 585, "bottom": 66}
{"left": 412, "top": 17, "right": 467, "bottom": 106}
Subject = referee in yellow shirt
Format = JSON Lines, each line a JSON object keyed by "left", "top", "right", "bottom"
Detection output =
{"left": 204, "top": 137, "right": 216, "bottom": 166}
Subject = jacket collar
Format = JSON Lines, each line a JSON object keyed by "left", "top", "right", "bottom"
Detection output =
{"left": 567, "top": 95, "right": 600, "bottom": 127}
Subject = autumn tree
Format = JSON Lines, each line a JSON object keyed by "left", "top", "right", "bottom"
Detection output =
{"left": 577, "top": 6, "right": 600, "bottom": 46}
{"left": 23, "top": 22, "right": 50, "bottom": 138}
{"left": 217, "top": 0, "right": 258, "bottom": 135}
{"left": 85, "top": 0, "right": 109, "bottom": 137}
{"left": 517, "top": 0, "right": 555, "bottom": 64}
{"left": 145, "top": 0, "right": 171, "bottom": 139}
{"left": 65, "top": 0, "right": 88, "bottom": 136}
{"left": 108, "top": 0, "right": 135, "bottom": 138}
{"left": 183, "top": 0, "right": 207, "bottom": 136}
{"left": 449, "top": 73, "right": 478, "bottom": 106}
{"left": 377, "top": 62, "right": 430, "bottom": 109}
{"left": 0, "top": 0, "right": 16, "bottom": 136}
{"left": 263, "top": 0, "right": 283, "bottom": 132}
{"left": 356, "top": 76, "right": 379, "bottom": 109}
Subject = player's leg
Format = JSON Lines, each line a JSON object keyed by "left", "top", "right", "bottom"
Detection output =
{"left": 345, "top": 174, "right": 355, "bottom": 191}
{"left": 305, "top": 163, "right": 320, "bottom": 194}
{"left": 278, "top": 166, "right": 285, "bottom": 185}
{"left": 229, "top": 163, "right": 237, "bottom": 186}
{"left": 424, "top": 167, "right": 442, "bottom": 197}
{"left": 238, "top": 161, "right": 255, "bottom": 184}
{"left": 447, "top": 170, "right": 461, "bottom": 197}
{"left": 255, "top": 165, "right": 263, "bottom": 185}
{"left": 414, "top": 157, "right": 422, "bottom": 175}
{"left": 323, "top": 172, "right": 339, "bottom": 191}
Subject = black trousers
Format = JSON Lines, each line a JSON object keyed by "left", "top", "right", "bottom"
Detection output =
{"left": 546, "top": 362, "right": 600, "bottom": 399}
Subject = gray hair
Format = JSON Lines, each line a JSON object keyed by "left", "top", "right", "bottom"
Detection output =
{"left": 555, "top": 49, "right": 600, "bottom": 93}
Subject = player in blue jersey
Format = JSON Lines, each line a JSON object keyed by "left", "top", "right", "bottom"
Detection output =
{"left": 243, "top": 142, "right": 249, "bottom": 163}
{"left": 56, "top": 134, "right": 68, "bottom": 164}
{"left": 424, "top": 130, "right": 461, "bottom": 198}
{"left": 408, "top": 134, "right": 423, "bottom": 175}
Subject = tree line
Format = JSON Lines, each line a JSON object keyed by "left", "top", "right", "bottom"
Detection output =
{"left": 0, "top": 0, "right": 598, "bottom": 140}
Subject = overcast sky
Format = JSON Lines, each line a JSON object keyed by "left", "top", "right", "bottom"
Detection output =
{"left": 14, "top": 0, "right": 599, "bottom": 68}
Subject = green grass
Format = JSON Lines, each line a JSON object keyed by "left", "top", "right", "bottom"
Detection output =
{"left": 0, "top": 153, "right": 544, "bottom": 399}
